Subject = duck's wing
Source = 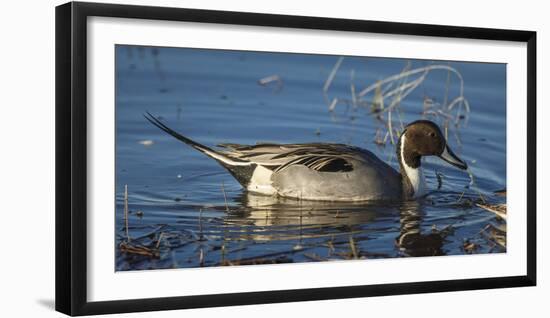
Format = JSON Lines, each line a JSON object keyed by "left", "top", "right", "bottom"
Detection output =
{"left": 218, "top": 142, "right": 370, "bottom": 173}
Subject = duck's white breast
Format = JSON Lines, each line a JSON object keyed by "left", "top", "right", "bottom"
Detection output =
{"left": 399, "top": 135, "right": 427, "bottom": 198}
{"left": 246, "top": 165, "right": 277, "bottom": 195}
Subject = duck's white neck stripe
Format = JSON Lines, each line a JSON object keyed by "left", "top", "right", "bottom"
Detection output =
{"left": 399, "top": 134, "right": 426, "bottom": 198}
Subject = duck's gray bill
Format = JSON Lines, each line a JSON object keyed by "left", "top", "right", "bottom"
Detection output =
{"left": 439, "top": 145, "right": 468, "bottom": 170}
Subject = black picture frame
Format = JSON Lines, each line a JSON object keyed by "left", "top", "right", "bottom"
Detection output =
{"left": 55, "top": 1, "right": 537, "bottom": 316}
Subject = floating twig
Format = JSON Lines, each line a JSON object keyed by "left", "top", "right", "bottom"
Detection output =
{"left": 476, "top": 203, "right": 507, "bottom": 220}
{"left": 258, "top": 74, "right": 283, "bottom": 92}
{"left": 119, "top": 241, "right": 159, "bottom": 258}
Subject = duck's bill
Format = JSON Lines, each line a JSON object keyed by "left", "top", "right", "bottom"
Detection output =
{"left": 439, "top": 145, "right": 468, "bottom": 170}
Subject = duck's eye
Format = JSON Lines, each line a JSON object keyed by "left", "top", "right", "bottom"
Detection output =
{"left": 428, "top": 132, "right": 436, "bottom": 138}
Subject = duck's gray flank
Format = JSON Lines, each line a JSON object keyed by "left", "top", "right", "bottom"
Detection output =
{"left": 144, "top": 113, "right": 468, "bottom": 201}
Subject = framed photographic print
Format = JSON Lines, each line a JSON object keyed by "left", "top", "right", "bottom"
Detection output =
{"left": 55, "top": 1, "right": 536, "bottom": 316}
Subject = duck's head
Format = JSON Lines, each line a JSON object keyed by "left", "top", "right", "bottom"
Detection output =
{"left": 400, "top": 120, "right": 467, "bottom": 170}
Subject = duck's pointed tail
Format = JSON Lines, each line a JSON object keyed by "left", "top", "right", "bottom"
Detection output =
{"left": 144, "top": 112, "right": 257, "bottom": 186}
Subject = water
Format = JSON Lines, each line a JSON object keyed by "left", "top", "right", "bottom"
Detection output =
{"left": 115, "top": 45, "right": 506, "bottom": 271}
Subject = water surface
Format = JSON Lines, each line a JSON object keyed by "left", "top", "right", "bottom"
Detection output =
{"left": 115, "top": 46, "right": 506, "bottom": 270}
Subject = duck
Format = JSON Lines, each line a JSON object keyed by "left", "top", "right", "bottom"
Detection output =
{"left": 144, "top": 112, "right": 467, "bottom": 201}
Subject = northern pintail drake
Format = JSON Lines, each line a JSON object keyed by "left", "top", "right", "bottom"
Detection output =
{"left": 145, "top": 113, "right": 467, "bottom": 201}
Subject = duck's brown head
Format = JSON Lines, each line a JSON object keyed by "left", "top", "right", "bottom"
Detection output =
{"left": 400, "top": 120, "right": 467, "bottom": 170}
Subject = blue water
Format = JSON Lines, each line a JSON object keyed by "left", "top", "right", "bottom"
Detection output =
{"left": 115, "top": 45, "right": 506, "bottom": 270}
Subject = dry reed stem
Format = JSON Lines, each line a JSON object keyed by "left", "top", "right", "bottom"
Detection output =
{"left": 358, "top": 65, "right": 464, "bottom": 98}
{"left": 155, "top": 232, "right": 164, "bottom": 249}
{"left": 124, "top": 184, "right": 130, "bottom": 242}
{"left": 328, "top": 98, "right": 339, "bottom": 112}
{"left": 349, "top": 236, "right": 358, "bottom": 259}
{"left": 466, "top": 168, "right": 487, "bottom": 204}
{"left": 323, "top": 56, "right": 344, "bottom": 93}
{"left": 198, "top": 208, "right": 203, "bottom": 240}
{"left": 221, "top": 182, "right": 230, "bottom": 213}
{"left": 388, "top": 110, "right": 395, "bottom": 145}
{"left": 350, "top": 69, "right": 357, "bottom": 109}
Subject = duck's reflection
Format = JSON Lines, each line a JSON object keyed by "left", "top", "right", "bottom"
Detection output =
{"left": 228, "top": 193, "right": 379, "bottom": 227}
{"left": 396, "top": 200, "right": 445, "bottom": 257}
{"left": 216, "top": 193, "right": 446, "bottom": 257}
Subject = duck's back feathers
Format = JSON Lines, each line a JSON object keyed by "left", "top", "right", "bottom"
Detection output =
{"left": 218, "top": 143, "right": 368, "bottom": 173}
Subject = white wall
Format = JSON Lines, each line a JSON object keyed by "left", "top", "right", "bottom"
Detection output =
{"left": 0, "top": 0, "right": 546, "bottom": 317}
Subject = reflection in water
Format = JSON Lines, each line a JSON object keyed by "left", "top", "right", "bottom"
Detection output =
{"left": 230, "top": 193, "right": 378, "bottom": 227}
{"left": 396, "top": 201, "right": 445, "bottom": 257}
{"left": 224, "top": 193, "right": 445, "bottom": 257}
